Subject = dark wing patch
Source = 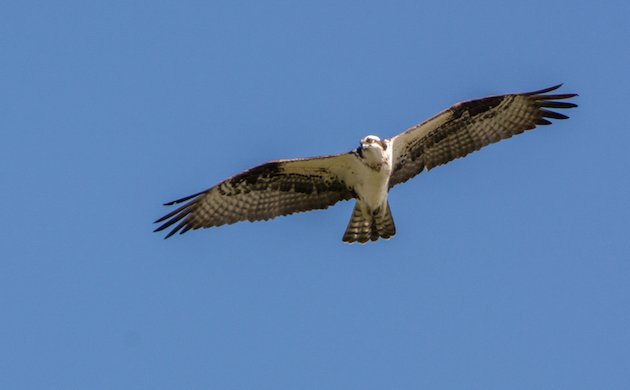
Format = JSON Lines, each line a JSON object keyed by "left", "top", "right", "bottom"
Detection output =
{"left": 154, "top": 155, "right": 358, "bottom": 238}
{"left": 388, "top": 84, "right": 577, "bottom": 187}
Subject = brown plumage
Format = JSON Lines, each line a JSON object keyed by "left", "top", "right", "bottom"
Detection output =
{"left": 155, "top": 84, "right": 577, "bottom": 242}
{"left": 342, "top": 202, "right": 396, "bottom": 243}
{"left": 388, "top": 84, "right": 577, "bottom": 187}
{"left": 154, "top": 155, "right": 359, "bottom": 239}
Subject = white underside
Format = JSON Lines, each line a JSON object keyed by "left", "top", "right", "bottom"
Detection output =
{"left": 354, "top": 143, "right": 393, "bottom": 211}
{"left": 355, "top": 167, "right": 389, "bottom": 210}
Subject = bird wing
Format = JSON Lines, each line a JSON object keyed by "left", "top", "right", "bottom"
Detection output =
{"left": 387, "top": 84, "right": 578, "bottom": 188}
{"left": 154, "top": 152, "right": 361, "bottom": 238}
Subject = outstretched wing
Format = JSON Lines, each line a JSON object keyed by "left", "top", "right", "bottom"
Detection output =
{"left": 387, "top": 84, "right": 578, "bottom": 188}
{"left": 154, "top": 153, "right": 361, "bottom": 238}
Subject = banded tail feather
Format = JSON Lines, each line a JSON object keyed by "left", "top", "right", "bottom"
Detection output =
{"left": 342, "top": 201, "right": 396, "bottom": 244}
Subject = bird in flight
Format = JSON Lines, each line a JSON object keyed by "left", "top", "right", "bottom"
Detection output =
{"left": 154, "top": 84, "right": 577, "bottom": 243}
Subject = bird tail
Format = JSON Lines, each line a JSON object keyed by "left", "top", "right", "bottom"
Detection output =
{"left": 342, "top": 201, "right": 396, "bottom": 244}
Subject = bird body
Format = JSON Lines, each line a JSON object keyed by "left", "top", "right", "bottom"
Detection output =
{"left": 353, "top": 136, "right": 392, "bottom": 210}
{"left": 155, "top": 85, "right": 577, "bottom": 243}
{"left": 342, "top": 136, "right": 395, "bottom": 243}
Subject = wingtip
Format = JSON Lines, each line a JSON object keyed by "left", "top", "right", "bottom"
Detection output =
{"left": 153, "top": 223, "right": 168, "bottom": 234}
{"left": 526, "top": 83, "right": 563, "bottom": 96}
{"left": 540, "top": 109, "right": 570, "bottom": 120}
{"left": 162, "top": 189, "right": 208, "bottom": 207}
{"left": 153, "top": 224, "right": 172, "bottom": 239}
{"left": 163, "top": 229, "right": 177, "bottom": 239}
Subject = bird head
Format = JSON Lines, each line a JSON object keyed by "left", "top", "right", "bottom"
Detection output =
{"left": 360, "top": 135, "right": 387, "bottom": 151}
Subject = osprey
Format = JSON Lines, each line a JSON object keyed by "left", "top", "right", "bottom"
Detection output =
{"left": 155, "top": 84, "right": 577, "bottom": 243}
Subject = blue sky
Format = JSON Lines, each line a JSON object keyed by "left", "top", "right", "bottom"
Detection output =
{"left": 2, "top": 0, "right": 629, "bottom": 389}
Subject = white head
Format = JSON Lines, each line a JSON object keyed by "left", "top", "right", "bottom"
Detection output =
{"left": 357, "top": 135, "right": 391, "bottom": 167}
{"left": 360, "top": 135, "right": 386, "bottom": 150}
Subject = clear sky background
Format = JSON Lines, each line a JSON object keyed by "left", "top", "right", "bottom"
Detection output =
{"left": 2, "top": 1, "right": 629, "bottom": 389}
